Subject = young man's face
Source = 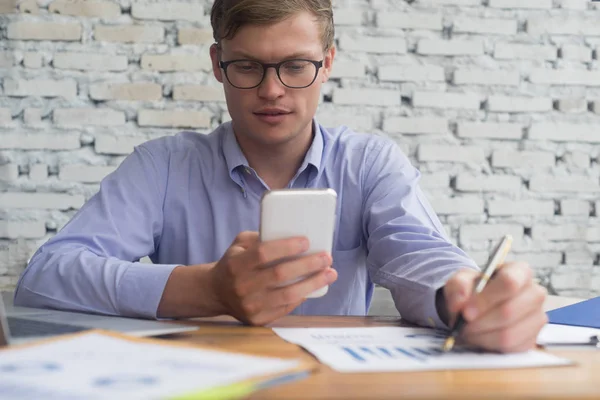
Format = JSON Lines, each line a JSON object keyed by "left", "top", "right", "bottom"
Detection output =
{"left": 211, "top": 11, "right": 335, "bottom": 147}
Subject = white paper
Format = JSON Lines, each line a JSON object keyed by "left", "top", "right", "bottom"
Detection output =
{"left": 537, "top": 323, "right": 600, "bottom": 347}
{"left": 273, "top": 327, "right": 573, "bottom": 373}
{"left": 0, "top": 332, "right": 301, "bottom": 400}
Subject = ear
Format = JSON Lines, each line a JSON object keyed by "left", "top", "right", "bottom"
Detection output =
{"left": 321, "top": 45, "right": 336, "bottom": 83}
{"left": 210, "top": 43, "right": 224, "bottom": 83}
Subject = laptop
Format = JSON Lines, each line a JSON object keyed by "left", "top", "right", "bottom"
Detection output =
{"left": 0, "top": 293, "right": 199, "bottom": 347}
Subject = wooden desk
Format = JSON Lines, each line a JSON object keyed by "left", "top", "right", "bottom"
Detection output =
{"left": 165, "top": 295, "right": 597, "bottom": 399}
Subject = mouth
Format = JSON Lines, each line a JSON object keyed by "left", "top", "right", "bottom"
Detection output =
{"left": 253, "top": 108, "right": 293, "bottom": 124}
{"left": 253, "top": 109, "right": 293, "bottom": 116}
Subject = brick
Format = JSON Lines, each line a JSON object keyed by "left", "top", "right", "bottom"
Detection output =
{"left": 413, "top": 92, "right": 480, "bottom": 110}
{"left": 0, "top": 133, "right": 80, "bottom": 150}
{"left": 565, "top": 251, "right": 594, "bottom": 265}
{"left": 453, "top": 17, "right": 517, "bottom": 35}
{"left": 95, "top": 135, "right": 147, "bottom": 155}
{"left": 138, "top": 109, "right": 211, "bottom": 128}
{"left": 532, "top": 224, "right": 590, "bottom": 241}
{"left": 330, "top": 61, "right": 366, "bottom": 79}
{"left": 141, "top": 54, "right": 211, "bottom": 72}
{"left": 4, "top": 79, "right": 77, "bottom": 99}
{"left": 488, "top": 199, "right": 555, "bottom": 216}
{"left": 172, "top": 85, "right": 225, "bottom": 102}
{"left": 494, "top": 43, "right": 556, "bottom": 61}
{"left": 332, "top": 88, "right": 399, "bottom": 106}
{"left": 556, "top": 98, "right": 587, "bottom": 113}
{"left": 455, "top": 174, "right": 522, "bottom": 192}
{"left": 489, "top": 0, "right": 552, "bottom": 8}
{"left": 530, "top": 69, "right": 600, "bottom": 86}
{"left": 530, "top": 175, "right": 600, "bottom": 193}
{"left": 377, "top": 12, "right": 442, "bottom": 30}
{"left": 564, "top": 151, "right": 590, "bottom": 169}
{"left": 559, "top": 0, "right": 588, "bottom": 10}
{"left": 0, "top": 193, "right": 84, "bottom": 210}
{"left": 23, "top": 52, "right": 42, "bottom": 68}
{"left": 492, "top": 150, "right": 555, "bottom": 168}
{"left": 315, "top": 108, "right": 373, "bottom": 132}
{"left": 457, "top": 122, "right": 523, "bottom": 139}
{"left": 505, "top": 252, "right": 562, "bottom": 268}
{"left": 49, "top": 0, "right": 121, "bottom": 18}
{"left": 429, "top": 196, "right": 485, "bottom": 215}
{"left": 417, "top": 39, "right": 484, "bottom": 56}
{"left": 338, "top": 35, "right": 406, "bottom": 54}
{"left": 419, "top": 0, "right": 479, "bottom": 4}
{"left": 529, "top": 123, "right": 600, "bottom": 143}
{"left": 0, "top": 221, "right": 46, "bottom": 239}
{"left": 29, "top": 164, "right": 48, "bottom": 182}
{"left": 420, "top": 172, "right": 450, "bottom": 189}
{"left": 487, "top": 95, "right": 552, "bottom": 112}
{"left": 453, "top": 69, "right": 519, "bottom": 86}
{"left": 561, "top": 199, "right": 589, "bottom": 216}
{"left": 94, "top": 25, "right": 164, "bottom": 43}
{"left": 177, "top": 28, "right": 213, "bottom": 45}
{"left": 0, "top": 108, "right": 11, "bottom": 124}
{"left": 418, "top": 145, "right": 485, "bottom": 164}
{"left": 89, "top": 83, "right": 162, "bottom": 101}
{"left": 54, "top": 108, "right": 125, "bottom": 127}
{"left": 528, "top": 18, "right": 600, "bottom": 36}
{"left": 334, "top": 9, "right": 363, "bottom": 25}
{"left": 59, "top": 165, "right": 116, "bottom": 183}
{"left": 460, "top": 224, "right": 524, "bottom": 242}
{"left": 18, "top": 0, "right": 39, "bottom": 13}
{"left": 24, "top": 108, "right": 42, "bottom": 125}
{"left": 0, "top": 51, "right": 16, "bottom": 67}
{"left": 0, "top": 164, "right": 18, "bottom": 182}
{"left": 383, "top": 117, "right": 448, "bottom": 135}
{"left": 53, "top": 52, "right": 128, "bottom": 71}
{"left": 379, "top": 65, "right": 445, "bottom": 82}
{"left": 7, "top": 22, "right": 81, "bottom": 41}
{"left": 560, "top": 45, "right": 592, "bottom": 62}
{"left": 131, "top": 2, "right": 205, "bottom": 21}
{"left": 589, "top": 225, "right": 600, "bottom": 242}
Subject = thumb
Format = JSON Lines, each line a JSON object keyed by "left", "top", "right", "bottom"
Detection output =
{"left": 443, "top": 268, "right": 478, "bottom": 320}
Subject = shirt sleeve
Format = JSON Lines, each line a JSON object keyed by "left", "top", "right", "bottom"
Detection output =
{"left": 13, "top": 143, "right": 179, "bottom": 319}
{"left": 362, "top": 140, "right": 479, "bottom": 329}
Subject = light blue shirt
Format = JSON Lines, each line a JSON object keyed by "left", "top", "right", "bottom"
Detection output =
{"left": 14, "top": 121, "right": 478, "bottom": 328}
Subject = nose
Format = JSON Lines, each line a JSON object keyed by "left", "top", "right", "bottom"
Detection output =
{"left": 257, "top": 67, "right": 285, "bottom": 100}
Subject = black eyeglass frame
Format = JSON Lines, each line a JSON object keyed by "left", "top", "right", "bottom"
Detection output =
{"left": 218, "top": 59, "right": 324, "bottom": 89}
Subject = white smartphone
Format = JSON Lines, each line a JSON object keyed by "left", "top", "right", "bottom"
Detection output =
{"left": 259, "top": 188, "right": 337, "bottom": 298}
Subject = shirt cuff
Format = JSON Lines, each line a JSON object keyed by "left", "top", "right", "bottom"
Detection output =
{"left": 116, "top": 262, "right": 179, "bottom": 319}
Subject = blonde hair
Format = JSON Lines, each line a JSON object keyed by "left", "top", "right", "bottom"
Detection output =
{"left": 210, "top": 0, "right": 335, "bottom": 50}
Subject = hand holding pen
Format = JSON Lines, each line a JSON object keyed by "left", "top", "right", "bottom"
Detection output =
{"left": 440, "top": 235, "right": 549, "bottom": 353}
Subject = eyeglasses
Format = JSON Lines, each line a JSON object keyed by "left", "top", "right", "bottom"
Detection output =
{"left": 219, "top": 59, "right": 324, "bottom": 89}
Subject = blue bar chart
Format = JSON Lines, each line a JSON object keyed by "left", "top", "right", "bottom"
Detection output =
{"left": 341, "top": 345, "right": 445, "bottom": 363}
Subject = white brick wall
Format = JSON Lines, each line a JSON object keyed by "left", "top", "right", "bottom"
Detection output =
{"left": 1, "top": 1, "right": 599, "bottom": 297}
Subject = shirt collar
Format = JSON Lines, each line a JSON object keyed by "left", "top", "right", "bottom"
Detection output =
{"left": 221, "top": 119, "right": 324, "bottom": 177}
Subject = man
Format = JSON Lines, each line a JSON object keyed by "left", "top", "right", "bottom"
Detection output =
{"left": 14, "top": 0, "right": 548, "bottom": 353}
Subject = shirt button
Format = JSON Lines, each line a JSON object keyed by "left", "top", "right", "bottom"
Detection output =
{"left": 244, "top": 167, "right": 251, "bottom": 174}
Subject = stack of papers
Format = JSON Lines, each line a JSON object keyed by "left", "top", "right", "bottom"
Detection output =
{"left": 273, "top": 327, "right": 573, "bottom": 373}
{"left": 0, "top": 331, "right": 307, "bottom": 400}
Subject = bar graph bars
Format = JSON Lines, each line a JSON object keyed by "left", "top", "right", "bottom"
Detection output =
{"left": 341, "top": 345, "right": 447, "bottom": 363}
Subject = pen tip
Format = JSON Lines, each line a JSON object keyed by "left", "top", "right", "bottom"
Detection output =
{"left": 442, "top": 336, "right": 455, "bottom": 352}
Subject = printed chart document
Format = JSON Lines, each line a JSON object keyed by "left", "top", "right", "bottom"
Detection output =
{"left": 273, "top": 327, "right": 573, "bottom": 373}
{"left": 0, "top": 331, "right": 306, "bottom": 400}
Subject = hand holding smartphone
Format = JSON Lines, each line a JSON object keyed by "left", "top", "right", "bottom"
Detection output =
{"left": 259, "top": 188, "right": 337, "bottom": 298}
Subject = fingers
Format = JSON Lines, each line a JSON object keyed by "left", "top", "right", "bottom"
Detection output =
{"left": 461, "top": 262, "right": 532, "bottom": 322}
{"left": 463, "top": 283, "right": 547, "bottom": 336}
{"left": 443, "top": 268, "right": 479, "bottom": 319}
{"left": 266, "top": 267, "right": 338, "bottom": 309}
{"left": 240, "top": 236, "right": 310, "bottom": 270}
{"left": 251, "top": 252, "right": 332, "bottom": 292}
{"left": 461, "top": 304, "right": 548, "bottom": 353}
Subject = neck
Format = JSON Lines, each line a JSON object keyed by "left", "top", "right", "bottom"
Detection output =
{"left": 234, "top": 122, "right": 314, "bottom": 190}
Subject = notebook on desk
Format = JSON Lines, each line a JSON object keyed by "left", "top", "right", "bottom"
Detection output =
{"left": 546, "top": 296, "right": 600, "bottom": 329}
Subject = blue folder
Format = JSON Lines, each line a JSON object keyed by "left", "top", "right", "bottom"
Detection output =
{"left": 546, "top": 296, "right": 600, "bottom": 329}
